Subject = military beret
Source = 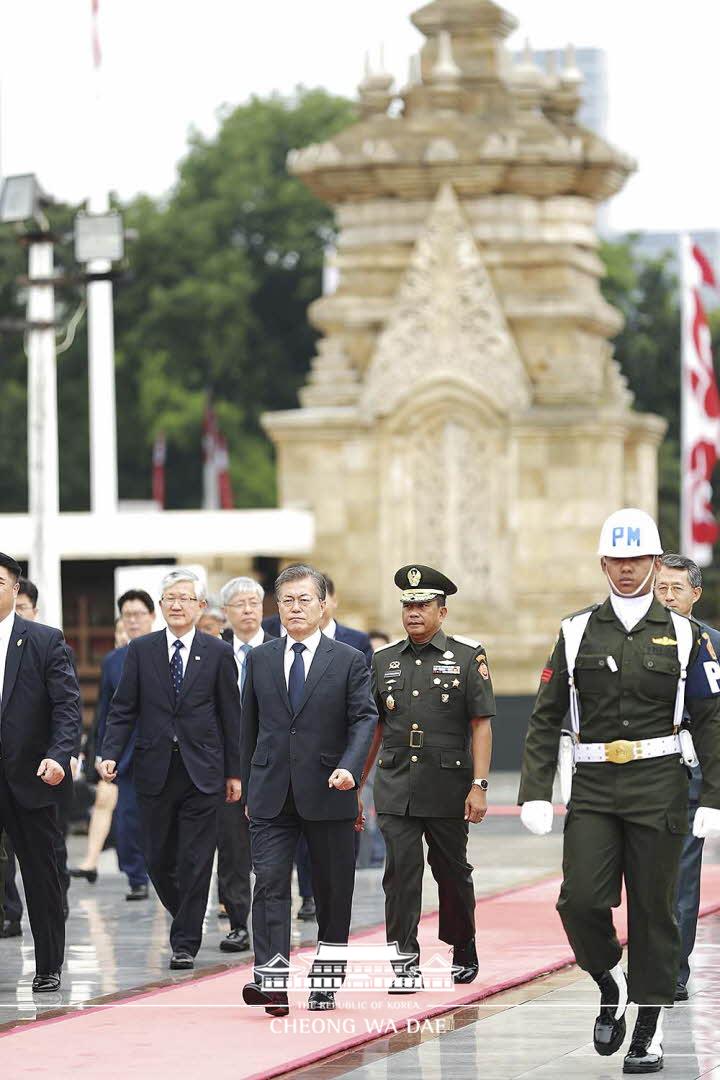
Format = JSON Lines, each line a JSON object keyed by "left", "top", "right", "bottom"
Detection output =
{"left": 394, "top": 564, "right": 458, "bottom": 604}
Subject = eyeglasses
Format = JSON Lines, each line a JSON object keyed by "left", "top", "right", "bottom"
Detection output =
{"left": 225, "top": 599, "right": 262, "bottom": 610}
{"left": 121, "top": 609, "right": 151, "bottom": 620}
{"left": 161, "top": 594, "right": 199, "bottom": 606}
{"left": 277, "top": 595, "right": 318, "bottom": 609}
{"left": 655, "top": 584, "right": 691, "bottom": 596}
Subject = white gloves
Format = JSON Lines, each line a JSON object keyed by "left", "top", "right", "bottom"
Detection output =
{"left": 693, "top": 806, "right": 720, "bottom": 839}
{"left": 520, "top": 800, "right": 554, "bottom": 836}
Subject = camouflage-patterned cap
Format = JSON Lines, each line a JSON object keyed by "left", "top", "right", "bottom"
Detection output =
{"left": 394, "top": 564, "right": 458, "bottom": 604}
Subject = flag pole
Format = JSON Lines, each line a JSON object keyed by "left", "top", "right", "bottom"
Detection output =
{"left": 679, "top": 233, "right": 690, "bottom": 557}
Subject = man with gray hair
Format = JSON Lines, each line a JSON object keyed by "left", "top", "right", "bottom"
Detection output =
{"left": 654, "top": 553, "right": 720, "bottom": 1000}
{"left": 101, "top": 568, "right": 243, "bottom": 969}
{"left": 213, "top": 575, "right": 274, "bottom": 953}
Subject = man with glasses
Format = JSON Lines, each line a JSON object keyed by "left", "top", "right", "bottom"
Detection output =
{"left": 76, "top": 590, "right": 155, "bottom": 899}
{"left": 214, "top": 576, "right": 273, "bottom": 954}
{"left": 100, "top": 569, "right": 242, "bottom": 969}
{"left": 240, "top": 564, "right": 377, "bottom": 1016}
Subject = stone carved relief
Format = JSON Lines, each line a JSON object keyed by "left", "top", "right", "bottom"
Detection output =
{"left": 362, "top": 184, "right": 531, "bottom": 420}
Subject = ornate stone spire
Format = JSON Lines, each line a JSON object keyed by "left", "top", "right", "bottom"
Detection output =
{"left": 357, "top": 49, "right": 395, "bottom": 118}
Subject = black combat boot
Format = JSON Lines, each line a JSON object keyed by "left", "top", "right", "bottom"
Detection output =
{"left": 623, "top": 1006, "right": 664, "bottom": 1074}
{"left": 591, "top": 964, "right": 628, "bottom": 1056}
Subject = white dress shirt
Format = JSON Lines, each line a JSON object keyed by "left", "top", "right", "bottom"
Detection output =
{"left": 609, "top": 591, "right": 654, "bottom": 632}
{"left": 0, "top": 607, "right": 16, "bottom": 705}
{"left": 283, "top": 628, "right": 322, "bottom": 689}
{"left": 233, "top": 627, "right": 265, "bottom": 685}
{"left": 165, "top": 627, "right": 196, "bottom": 676}
{"left": 322, "top": 618, "right": 337, "bottom": 640}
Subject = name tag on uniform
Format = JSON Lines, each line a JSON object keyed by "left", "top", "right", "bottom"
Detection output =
{"left": 433, "top": 664, "right": 460, "bottom": 675}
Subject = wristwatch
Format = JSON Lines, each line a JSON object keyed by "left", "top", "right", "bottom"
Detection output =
{"left": 473, "top": 778, "right": 489, "bottom": 791}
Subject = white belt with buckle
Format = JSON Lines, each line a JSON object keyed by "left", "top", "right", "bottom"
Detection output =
{"left": 574, "top": 734, "right": 681, "bottom": 765}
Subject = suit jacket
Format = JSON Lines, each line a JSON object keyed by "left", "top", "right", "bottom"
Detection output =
{"left": 96, "top": 646, "right": 134, "bottom": 775}
{"left": 103, "top": 629, "right": 242, "bottom": 797}
{"left": 221, "top": 629, "right": 275, "bottom": 647}
{"left": 260, "top": 615, "right": 372, "bottom": 667}
{"left": 0, "top": 615, "right": 81, "bottom": 809}
{"left": 239, "top": 634, "right": 377, "bottom": 820}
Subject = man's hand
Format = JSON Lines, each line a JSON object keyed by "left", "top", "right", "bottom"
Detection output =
{"left": 464, "top": 786, "right": 487, "bottom": 824}
{"left": 328, "top": 768, "right": 354, "bottom": 790}
{"left": 354, "top": 794, "right": 366, "bottom": 832}
{"left": 37, "top": 759, "right": 65, "bottom": 786}
{"left": 98, "top": 759, "right": 117, "bottom": 782}
{"left": 225, "top": 778, "right": 242, "bottom": 804}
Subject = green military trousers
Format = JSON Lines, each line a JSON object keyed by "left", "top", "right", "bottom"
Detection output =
{"left": 556, "top": 760, "right": 689, "bottom": 1005}
{"left": 378, "top": 813, "right": 476, "bottom": 963}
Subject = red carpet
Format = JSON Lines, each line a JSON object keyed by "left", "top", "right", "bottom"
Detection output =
{"left": 4, "top": 866, "right": 720, "bottom": 1079}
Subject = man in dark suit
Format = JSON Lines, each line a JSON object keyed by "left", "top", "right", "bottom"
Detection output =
{"left": 215, "top": 575, "right": 274, "bottom": 954}
{"left": 81, "top": 589, "right": 155, "bottom": 900}
{"left": 100, "top": 568, "right": 242, "bottom": 969}
{"left": 240, "top": 564, "right": 377, "bottom": 1016}
{"left": 0, "top": 552, "right": 81, "bottom": 992}
{"left": 262, "top": 572, "right": 373, "bottom": 668}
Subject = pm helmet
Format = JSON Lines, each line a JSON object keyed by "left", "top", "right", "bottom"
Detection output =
{"left": 597, "top": 508, "right": 662, "bottom": 558}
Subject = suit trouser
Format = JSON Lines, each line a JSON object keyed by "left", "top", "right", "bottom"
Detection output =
{"left": 116, "top": 770, "right": 148, "bottom": 888}
{"left": 557, "top": 805, "right": 685, "bottom": 1005}
{"left": 295, "top": 834, "right": 313, "bottom": 899}
{"left": 4, "top": 803, "right": 70, "bottom": 923}
{"left": 377, "top": 813, "right": 475, "bottom": 963}
{"left": 136, "top": 750, "right": 221, "bottom": 955}
{"left": 217, "top": 799, "right": 251, "bottom": 930}
{"left": 249, "top": 788, "right": 356, "bottom": 977}
{"left": 675, "top": 766, "right": 704, "bottom": 985}
{"left": 0, "top": 762, "right": 64, "bottom": 973}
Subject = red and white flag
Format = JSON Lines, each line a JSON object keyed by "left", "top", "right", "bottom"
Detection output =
{"left": 91, "top": 0, "right": 102, "bottom": 69}
{"left": 202, "top": 399, "right": 234, "bottom": 510}
{"left": 680, "top": 235, "right": 720, "bottom": 566}
{"left": 152, "top": 433, "right": 166, "bottom": 508}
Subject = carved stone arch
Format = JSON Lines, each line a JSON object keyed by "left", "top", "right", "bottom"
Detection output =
{"left": 376, "top": 381, "right": 509, "bottom": 627}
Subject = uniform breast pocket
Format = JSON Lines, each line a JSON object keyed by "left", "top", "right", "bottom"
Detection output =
{"left": 381, "top": 677, "right": 404, "bottom": 707}
{"left": 639, "top": 649, "right": 679, "bottom": 702}
{"left": 574, "top": 654, "right": 610, "bottom": 696}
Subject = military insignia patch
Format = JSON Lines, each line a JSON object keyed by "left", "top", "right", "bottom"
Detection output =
{"left": 475, "top": 653, "right": 486, "bottom": 665}
{"left": 652, "top": 637, "right": 677, "bottom": 646}
{"left": 540, "top": 667, "right": 553, "bottom": 683}
{"left": 478, "top": 662, "right": 490, "bottom": 680}
{"left": 407, "top": 567, "right": 421, "bottom": 587}
{"left": 389, "top": 660, "right": 400, "bottom": 669}
{"left": 386, "top": 694, "right": 395, "bottom": 711}
{"left": 703, "top": 632, "right": 718, "bottom": 662}
{"left": 441, "top": 693, "right": 449, "bottom": 703}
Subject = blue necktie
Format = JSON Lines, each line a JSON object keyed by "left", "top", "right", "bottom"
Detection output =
{"left": 238, "top": 642, "right": 252, "bottom": 693}
{"left": 288, "top": 642, "right": 306, "bottom": 713}
{"left": 170, "top": 639, "right": 184, "bottom": 698}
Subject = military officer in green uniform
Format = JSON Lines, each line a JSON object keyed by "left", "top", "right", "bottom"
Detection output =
{"left": 519, "top": 508, "right": 720, "bottom": 1075}
{"left": 358, "top": 564, "right": 494, "bottom": 990}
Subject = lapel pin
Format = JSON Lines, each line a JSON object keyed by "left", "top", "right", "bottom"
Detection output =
{"left": 17, "top": 639, "right": 23, "bottom": 646}
{"left": 194, "top": 656, "right": 201, "bottom": 660}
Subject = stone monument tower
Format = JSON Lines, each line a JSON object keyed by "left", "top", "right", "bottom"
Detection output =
{"left": 262, "top": 0, "right": 666, "bottom": 692}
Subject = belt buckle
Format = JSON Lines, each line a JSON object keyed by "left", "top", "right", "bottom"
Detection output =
{"left": 409, "top": 729, "right": 424, "bottom": 749}
{"left": 604, "top": 739, "right": 635, "bottom": 765}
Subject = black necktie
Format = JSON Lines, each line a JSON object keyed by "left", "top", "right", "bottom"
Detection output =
{"left": 288, "top": 642, "right": 306, "bottom": 713}
{"left": 170, "top": 639, "right": 184, "bottom": 697}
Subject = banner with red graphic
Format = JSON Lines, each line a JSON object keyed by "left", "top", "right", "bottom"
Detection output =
{"left": 152, "top": 433, "right": 166, "bottom": 508}
{"left": 202, "top": 398, "right": 234, "bottom": 510}
{"left": 680, "top": 235, "right": 720, "bottom": 566}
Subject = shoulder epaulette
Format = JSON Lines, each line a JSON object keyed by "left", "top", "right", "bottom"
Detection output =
{"left": 373, "top": 638, "right": 403, "bottom": 653}
{"left": 449, "top": 634, "right": 481, "bottom": 648}
{"left": 562, "top": 602, "right": 601, "bottom": 622}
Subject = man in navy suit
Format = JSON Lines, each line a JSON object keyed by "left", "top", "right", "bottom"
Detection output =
{"left": 0, "top": 553, "right": 81, "bottom": 992}
{"left": 89, "top": 589, "right": 154, "bottom": 900}
{"left": 100, "top": 569, "right": 242, "bottom": 969}
{"left": 240, "top": 564, "right": 377, "bottom": 1016}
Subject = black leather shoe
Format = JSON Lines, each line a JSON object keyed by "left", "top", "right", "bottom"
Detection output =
{"left": 592, "top": 967, "right": 628, "bottom": 1056}
{"left": 389, "top": 966, "right": 423, "bottom": 994}
{"left": 296, "top": 897, "right": 316, "bottom": 921}
{"left": 242, "top": 982, "right": 289, "bottom": 1017}
{"left": 126, "top": 884, "right": 149, "bottom": 901}
{"left": 32, "top": 972, "right": 61, "bottom": 993}
{"left": 674, "top": 982, "right": 689, "bottom": 1001}
{"left": 452, "top": 938, "right": 479, "bottom": 984}
{"left": 623, "top": 1006, "right": 664, "bottom": 1073}
{"left": 69, "top": 867, "right": 98, "bottom": 883}
{"left": 0, "top": 920, "right": 22, "bottom": 938}
{"left": 169, "top": 952, "right": 194, "bottom": 970}
{"left": 308, "top": 990, "right": 335, "bottom": 1010}
{"left": 220, "top": 927, "right": 250, "bottom": 952}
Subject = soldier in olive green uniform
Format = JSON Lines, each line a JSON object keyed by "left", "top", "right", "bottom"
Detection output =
{"left": 519, "top": 509, "right": 720, "bottom": 1075}
{"left": 359, "top": 565, "right": 494, "bottom": 988}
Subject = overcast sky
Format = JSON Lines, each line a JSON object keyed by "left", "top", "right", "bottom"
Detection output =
{"left": 0, "top": 0, "right": 717, "bottom": 233}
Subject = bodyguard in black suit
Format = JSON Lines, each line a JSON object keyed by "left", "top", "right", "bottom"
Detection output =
{"left": 0, "top": 553, "right": 81, "bottom": 991}
{"left": 101, "top": 569, "right": 242, "bottom": 969}
{"left": 241, "top": 564, "right": 377, "bottom": 1015}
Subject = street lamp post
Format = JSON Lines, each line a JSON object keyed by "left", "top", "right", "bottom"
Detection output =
{"left": 0, "top": 175, "right": 63, "bottom": 627}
